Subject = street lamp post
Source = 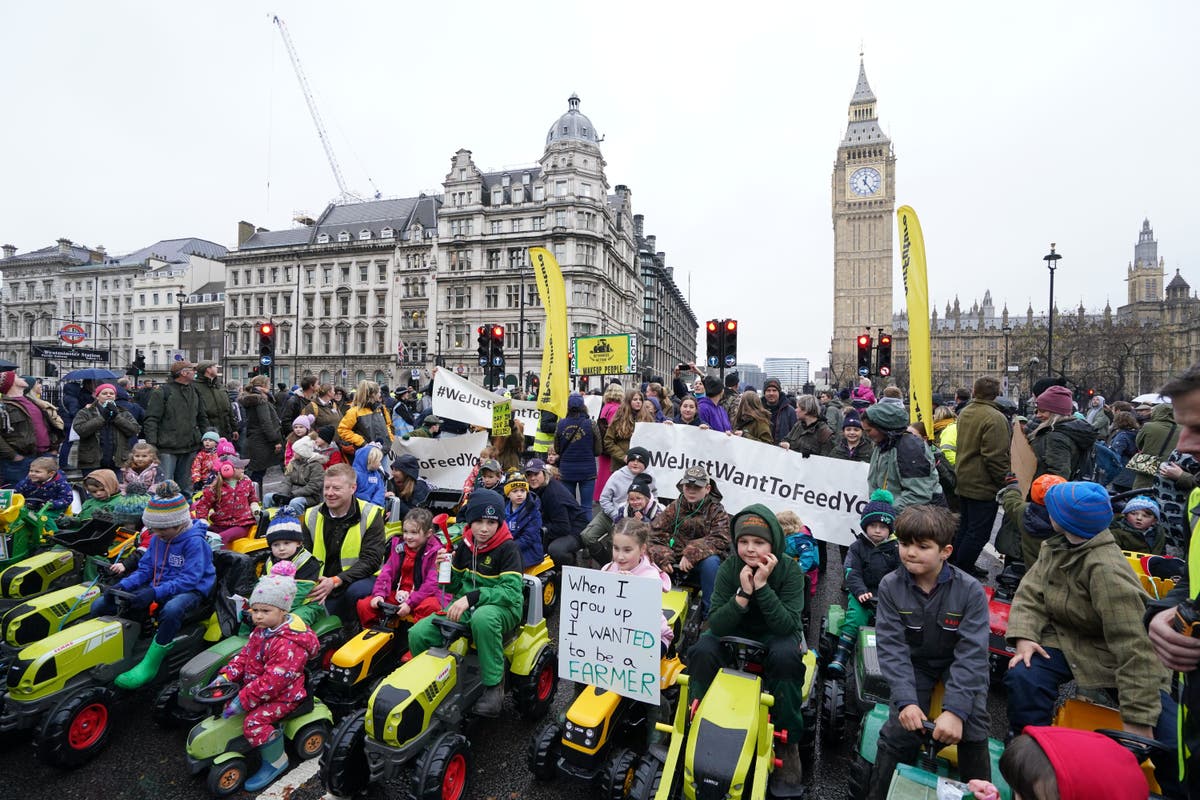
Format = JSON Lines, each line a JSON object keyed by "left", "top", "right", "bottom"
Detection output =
{"left": 336, "top": 321, "right": 350, "bottom": 382}
{"left": 436, "top": 322, "right": 443, "bottom": 367}
{"left": 175, "top": 292, "right": 187, "bottom": 360}
{"left": 1043, "top": 244, "right": 1061, "bottom": 379}
{"left": 1002, "top": 324, "right": 1012, "bottom": 398}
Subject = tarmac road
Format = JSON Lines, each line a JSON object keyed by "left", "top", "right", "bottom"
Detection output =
{"left": 0, "top": 528, "right": 1011, "bottom": 800}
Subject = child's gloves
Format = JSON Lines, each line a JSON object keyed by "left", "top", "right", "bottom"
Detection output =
{"left": 130, "top": 586, "right": 157, "bottom": 607}
{"left": 222, "top": 695, "right": 245, "bottom": 719}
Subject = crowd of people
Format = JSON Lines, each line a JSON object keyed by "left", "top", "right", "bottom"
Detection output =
{"left": 6, "top": 355, "right": 1200, "bottom": 799}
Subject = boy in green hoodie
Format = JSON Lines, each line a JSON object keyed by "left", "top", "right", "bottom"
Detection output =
{"left": 685, "top": 504, "right": 809, "bottom": 791}
{"left": 406, "top": 488, "right": 523, "bottom": 717}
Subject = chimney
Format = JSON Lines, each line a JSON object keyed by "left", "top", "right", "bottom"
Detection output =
{"left": 57, "top": 237, "right": 72, "bottom": 256}
{"left": 633, "top": 214, "right": 644, "bottom": 239}
{"left": 1, "top": 244, "right": 15, "bottom": 259}
{"left": 646, "top": 235, "right": 656, "bottom": 252}
{"left": 237, "top": 221, "right": 257, "bottom": 246}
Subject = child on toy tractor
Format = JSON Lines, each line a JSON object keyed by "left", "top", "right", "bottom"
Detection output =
{"left": 649, "top": 465, "right": 731, "bottom": 618}
{"left": 687, "top": 505, "right": 808, "bottom": 793}
{"left": 208, "top": 561, "right": 320, "bottom": 792}
{"left": 89, "top": 481, "right": 216, "bottom": 689}
{"left": 1005, "top": 480, "right": 1178, "bottom": 794}
{"left": 870, "top": 504, "right": 992, "bottom": 800}
{"left": 995, "top": 473, "right": 1065, "bottom": 568}
{"left": 78, "top": 469, "right": 123, "bottom": 520}
{"left": 1109, "top": 494, "right": 1168, "bottom": 555}
{"left": 357, "top": 507, "right": 447, "bottom": 627}
{"left": 14, "top": 456, "right": 73, "bottom": 516}
{"left": 827, "top": 490, "right": 899, "bottom": 677}
{"left": 603, "top": 518, "right": 673, "bottom": 652}
{"left": 407, "top": 488, "right": 523, "bottom": 717}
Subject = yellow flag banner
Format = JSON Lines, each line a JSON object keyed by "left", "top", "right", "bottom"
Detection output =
{"left": 898, "top": 205, "right": 933, "bottom": 438}
{"left": 529, "top": 247, "right": 569, "bottom": 419}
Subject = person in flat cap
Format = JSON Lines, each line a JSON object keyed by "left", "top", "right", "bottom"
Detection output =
{"left": 144, "top": 359, "right": 213, "bottom": 488}
{"left": 648, "top": 465, "right": 731, "bottom": 616}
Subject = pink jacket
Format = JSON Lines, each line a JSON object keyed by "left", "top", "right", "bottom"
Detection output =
{"left": 371, "top": 535, "right": 448, "bottom": 610}
{"left": 601, "top": 554, "right": 674, "bottom": 646}
{"left": 193, "top": 477, "right": 258, "bottom": 530}
{"left": 220, "top": 614, "right": 319, "bottom": 709}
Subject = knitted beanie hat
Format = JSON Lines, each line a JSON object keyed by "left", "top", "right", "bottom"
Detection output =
{"left": 142, "top": 481, "right": 192, "bottom": 529}
{"left": 250, "top": 560, "right": 298, "bottom": 611}
{"left": 95, "top": 383, "right": 117, "bottom": 397}
{"left": 503, "top": 473, "right": 529, "bottom": 496}
{"left": 291, "top": 436, "right": 317, "bottom": 462}
{"left": 0, "top": 372, "right": 16, "bottom": 393}
{"left": 628, "top": 473, "right": 655, "bottom": 498}
{"left": 1030, "top": 474, "right": 1066, "bottom": 506}
{"left": 316, "top": 425, "right": 336, "bottom": 444}
{"left": 734, "top": 513, "right": 772, "bottom": 543}
{"left": 216, "top": 438, "right": 237, "bottom": 457}
{"left": 1044, "top": 481, "right": 1112, "bottom": 538}
{"left": 265, "top": 508, "right": 304, "bottom": 545}
{"left": 842, "top": 409, "right": 863, "bottom": 430}
{"left": 1036, "top": 385, "right": 1075, "bottom": 416}
{"left": 1123, "top": 495, "right": 1161, "bottom": 520}
{"left": 202, "top": 431, "right": 221, "bottom": 443}
{"left": 860, "top": 489, "right": 897, "bottom": 531}
{"left": 291, "top": 414, "right": 315, "bottom": 432}
{"left": 461, "top": 489, "right": 505, "bottom": 525}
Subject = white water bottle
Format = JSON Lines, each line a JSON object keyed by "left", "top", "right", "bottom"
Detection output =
{"left": 438, "top": 553, "right": 452, "bottom": 585}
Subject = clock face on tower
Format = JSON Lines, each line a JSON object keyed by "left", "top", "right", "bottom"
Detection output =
{"left": 849, "top": 167, "right": 881, "bottom": 196}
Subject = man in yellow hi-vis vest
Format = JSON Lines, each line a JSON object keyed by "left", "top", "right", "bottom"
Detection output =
{"left": 302, "top": 463, "right": 387, "bottom": 625}
{"left": 1147, "top": 364, "right": 1200, "bottom": 798}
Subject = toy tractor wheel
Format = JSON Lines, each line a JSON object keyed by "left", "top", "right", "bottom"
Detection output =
{"left": 513, "top": 647, "right": 558, "bottom": 720}
{"left": 541, "top": 570, "right": 559, "bottom": 610}
{"left": 602, "top": 746, "right": 639, "bottom": 800}
{"left": 288, "top": 720, "right": 331, "bottom": 761}
{"left": 35, "top": 685, "right": 115, "bottom": 768}
{"left": 847, "top": 752, "right": 872, "bottom": 800}
{"left": 412, "top": 731, "right": 473, "bottom": 800}
{"left": 320, "top": 709, "right": 370, "bottom": 798}
{"left": 821, "top": 679, "right": 847, "bottom": 746}
{"left": 207, "top": 758, "right": 248, "bottom": 797}
{"left": 817, "top": 616, "right": 833, "bottom": 667}
{"left": 527, "top": 722, "right": 561, "bottom": 781}
{"left": 627, "top": 755, "right": 663, "bottom": 800}
{"left": 151, "top": 679, "right": 202, "bottom": 729}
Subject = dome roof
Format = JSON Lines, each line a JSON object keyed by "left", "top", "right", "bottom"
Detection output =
{"left": 546, "top": 94, "right": 600, "bottom": 146}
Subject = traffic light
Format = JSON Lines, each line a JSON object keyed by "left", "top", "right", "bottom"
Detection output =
{"left": 477, "top": 326, "right": 490, "bottom": 366}
{"left": 248, "top": 365, "right": 260, "bottom": 378}
{"left": 134, "top": 350, "right": 146, "bottom": 376}
{"left": 705, "top": 320, "right": 720, "bottom": 367}
{"left": 856, "top": 334, "right": 872, "bottom": 373}
{"left": 579, "top": 375, "right": 590, "bottom": 391}
{"left": 258, "top": 322, "right": 275, "bottom": 363}
{"left": 723, "top": 319, "right": 738, "bottom": 367}
{"left": 877, "top": 333, "right": 892, "bottom": 377}
{"left": 490, "top": 325, "right": 506, "bottom": 379}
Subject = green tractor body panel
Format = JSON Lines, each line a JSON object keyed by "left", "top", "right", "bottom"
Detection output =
{"left": 366, "top": 650, "right": 456, "bottom": 748}
{"left": 0, "top": 548, "right": 77, "bottom": 600}
{"left": 683, "top": 669, "right": 767, "bottom": 800}
{"left": 3, "top": 581, "right": 102, "bottom": 648}
{"left": 7, "top": 617, "right": 134, "bottom": 702}
{"left": 504, "top": 618, "right": 550, "bottom": 677}
{"left": 855, "top": 627, "right": 891, "bottom": 706}
{"left": 857, "top": 702, "right": 890, "bottom": 762}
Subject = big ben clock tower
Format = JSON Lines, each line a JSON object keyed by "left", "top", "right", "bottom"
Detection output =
{"left": 831, "top": 58, "right": 895, "bottom": 387}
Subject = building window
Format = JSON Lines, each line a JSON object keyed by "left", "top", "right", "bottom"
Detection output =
{"left": 337, "top": 231, "right": 350, "bottom": 243}
{"left": 376, "top": 292, "right": 387, "bottom": 315}
{"left": 510, "top": 219, "right": 521, "bottom": 233}
{"left": 487, "top": 249, "right": 501, "bottom": 270}
{"left": 555, "top": 180, "right": 567, "bottom": 197}
{"left": 572, "top": 281, "right": 595, "bottom": 306}
{"left": 577, "top": 244, "right": 597, "bottom": 266}
{"left": 531, "top": 216, "right": 545, "bottom": 231}
{"left": 359, "top": 229, "right": 371, "bottom": 241}
{"left": 340, "top": 265, "right": 350, "bottom": 283}
{"left": 445, "top": 285, "right": 471, "bottom": 309}
{"left": 305, "top": 297, "right": 314, "bottom": 316}
{"left": 138, "top": 319, "right": 146, "bottom": 333}
{"left": 485, "top": 286, "right": 499, "bottom": 308}
{"left": 506, "top": 284, "right": 520, "bottom": 308}
{"left": 492, "top": 189, "right": 503, "bottom": 205}
{"left": 554, "top": 210, "right": 566, "bottom": 227}
{"left": 303, "top": 331, "right": 313, "bottom": 354}
{"left": 322, "top": 267, "right": 332, "bottom": 284}
{"left": 490, "top": 220, "right": 503, "bottom": 234}
{"left": 357, "top": 295, "right": 367, "bottom": 316}
{"left": 320, "top": 331, "right": 330, "bottom": 354}
{"left": 322, "top": 297, "right": 331, "bottom": 317}
{"left": 181, "top": 316, "right": 190, "bottom": 332}
{"left": 533, "top": 184, "right": 545, "bottom": 201}
{"left": 376, "top": 330, "right": 386, "bottom": 353}
{"left": 381, "top": 227, "right": 394, "bottom": 239}
{"left": 508, "top": 248, "right": 526, "bottom": 269}
{"left": 317, "top": 233, "right": 330, "bottom": 244}
{"left": 449, "top": 251, "right": 471, "bottom": 272}
{"left": 357, "top": 330, "right": 367, "bottom": 354}
{"left": 231, "top": 272, "right": 240, "bottom": 287}
{"left": 338, "top": 295, "right": 349, "bottom": 316}
{"left": 152, "top": 319, "right": 160, "bottom": 332}
{"left": 359, "top": 264, "right": 369, "bottom": 282}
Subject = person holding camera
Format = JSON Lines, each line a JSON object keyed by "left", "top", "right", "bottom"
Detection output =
{"left": 1147, "top": 364, "right": 1200, "bottom": 798}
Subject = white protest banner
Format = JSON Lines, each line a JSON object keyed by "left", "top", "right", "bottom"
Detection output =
{"left": 432, "top": 369, "right": 499, "bottom": 428}
{"left": 391, "top": 431, "right": 489, "bottom": 489}
{"left": 630, "top": 422, "right": 870, "bottom": 545}
{"left": 559, "top": 566, "right": 661, "bottom": 704}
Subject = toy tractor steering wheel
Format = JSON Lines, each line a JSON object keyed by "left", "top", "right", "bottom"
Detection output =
{"left": 194, "top": 679, "right": 241, "bottom": 706}
{"left": 1095, "top": 728, "right": 1170, "bottom": 764}
{"left": 432, "top": 614, "right": 470, "bottom": 646}
{"left": 87, "top": 554, "right": 121, "bottom": 584}
{"left": 719, "top": 636, "right": 768, "bottom": 672}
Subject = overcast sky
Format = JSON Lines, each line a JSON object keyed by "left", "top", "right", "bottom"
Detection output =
{"left": 3, "top": 1, "right": 1196, "bottom": 368}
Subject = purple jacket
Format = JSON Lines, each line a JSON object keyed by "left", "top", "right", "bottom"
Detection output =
{"left": 697, "top": 397, "right": 732, "bottom": 432}
{"left": 371, "top": 535, "right": 448, "bottom": 610}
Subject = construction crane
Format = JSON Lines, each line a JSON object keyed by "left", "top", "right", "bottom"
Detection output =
{"left": 272, "top": 14, "right": 379, "bottom": 203}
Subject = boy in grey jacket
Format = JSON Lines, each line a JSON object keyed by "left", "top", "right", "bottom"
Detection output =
{"left": 868, "top": 504, "right": 991, "bottom": 800}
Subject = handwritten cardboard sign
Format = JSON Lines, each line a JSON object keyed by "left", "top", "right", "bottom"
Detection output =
{"left": 559, "top": 566, "right": 661, "bottom": 704}
{"left": 492, "top": 400, "right": 512, "bottom": 438}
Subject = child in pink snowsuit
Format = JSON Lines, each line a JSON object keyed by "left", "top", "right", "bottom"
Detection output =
{"left": 215, "top": 560, "right": 319, "bottom": 791}
{"left": 601, "top": 517, "right": 674, "bottom": 653}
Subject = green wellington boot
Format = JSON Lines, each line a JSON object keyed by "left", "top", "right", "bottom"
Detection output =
{"left": 825, "top": 635, "right": 855, "bottom": 677}
{"left": 114, "top": 639, "right": 174, "bottom": 690}
{"left": 243, "top": 733, "right": 289, "bottom": 792}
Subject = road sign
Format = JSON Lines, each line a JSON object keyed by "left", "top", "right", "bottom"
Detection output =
{"left": 411, "top": 369, "right": 421, "bottom": 379}
{"left": 341, "top": 368, "right": 348, "bottom": 379}
{"left": 260, "top": 355, "right": 273, "bottom": 366}
{"left": 858, "top": 366, "right": 869, "bottom": 377}
{"left": 33, "top": 344, "right": 109, "bottom": 363}
{"left": 58, "top": 324, "right": 86, "bottom": 345}
{"left": 571, "top": 333, "right": 638, "bottom": 376}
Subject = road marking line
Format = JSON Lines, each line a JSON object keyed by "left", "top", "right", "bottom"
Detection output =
{"left": 254, "top": 757, "right": 322, "bottom": 800}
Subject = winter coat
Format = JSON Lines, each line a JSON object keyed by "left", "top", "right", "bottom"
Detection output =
{"left": 1086, "top": 396, "right": 1111, "bottom": 441}
{"left": 823, "top": 398, "right": 845, "bottom": 432}
{"left": 830, "top": 435, "right": 873, "bottom": 462}
{"left": 119, "top": 519, "right": 216, "bottom": 601}
{"left": 506, "top": 495, "right": 545, "bottom": 568}
{"left": 706, "top": 505, "right": 806, "bottom": 641}
{"left": 764, "top": 396, "right": 797, "bottom": 444}
{"left": 649, "top": 484, "right": 731, "bottom": 570}
{"left": 933, "top": 419, "right": 958, "bottom": 466}
{"left": 191, "top": 449, "right": 221, "bottom": 488}
{"left": 613, "top": 496, "right": 663, "bottom": 524}
{"left": 784, "top": 528, "right": 820, "bottom": 574}
{"left": 601, "top": 554, "right": 674, "bottom": 646}
{"left": 122, "top": 463, "right": 165, "bottom": 492}
{"left": 386, "top": 474, "right": 434, "bottom": 520}
{"left": 238, "top": 391, "right": 283, "bottom": 472}
{"left": 284, "top": 454, "right": 327, "bottom": 503}
{"left": 851, "top": 384, "right": 877, "bottom": 405}
{"left": 1007, "top": 529, "right": 1169, "bottom": 727}
{"left": 371, "top": 534, "right": 448, "bottom": 610}
{"left": 1029, "top": 417, "right": 1097, "bottom": 482}
{"left": 277, "top": 391, "right": 311, "bottom": 438}
{"left": 844, "top": 534, "right": 900, "bottom": 598}
{"left": 305, "top": 397, "right": 343, "bottom": 432}
{"left": 998, "top": 487, "right": 1057, "bottom": 568}
{"left": 72, "top": 402, "right": 140, "bottom": 470}
{"left": 0, "top": 394, "right": 65, "bottom": 460}
{"left": 697, "top": 396, "right": 732, "bottom": 432}
{"left": 192, "top": 477, "right": 259, "bottom": 530}
{"left": 599, "top": 465, "right": 640, "bottom": 518}
{"left": 865, "top": 403, "right": 942, "bottom": 510}
{"left": 115, "top": 385, "right": 144, "bottom": 426}
{"left": 532, "top": 478, "right": 588, "bottom": 539}
{"left": 14, "top": 471, "right": 73, "bottom": 511}
{"left": 220, "top": 614, "right": 319, "bottom": 711}
{"left": 737, "top": 416, "right": 774, "bottom": 444}
{"left": 338, "top": 403, "right": 394, "bottom": 450}
{"left": 194, "top": 375, "right": 235, "bottom": 439}
{"left": 352, "top": 445, "right": 387, "bottom": 508}
{"left": 554, "top": 399, "right": 597, "bottom": 482}
{"left": 783, "top": 417, "right": 834, "bottom": 456}
{"left": 143, "top": 380, "right": 211, "bottom": 454}
{"left": 1108, "top": 515, "right": 1166, "bottom": 555}
{"left": 953, "top": 399, "right": 1012, "bottom": 501}
{"left": 1133, "top": 404, "right": 1180, "bottom": 490}
{"left": 445, "top": 523, "right": 523, "bottom": 614}
{"left": 303, "top": 499, "right": 387, "bottom": 585}
{"left": 1108, "top": 427, "right": 1139, "bottom": 488}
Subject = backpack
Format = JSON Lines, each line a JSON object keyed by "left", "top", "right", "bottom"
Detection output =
{"left": 931, "top": 444, "right": 956, "bottom": 495}
{"left": 1077, "top": 440, "right": 1123, "bottom": 485}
